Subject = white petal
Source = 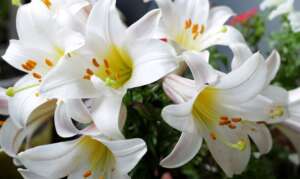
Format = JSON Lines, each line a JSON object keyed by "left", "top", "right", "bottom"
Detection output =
{"left": 56, "top": 28, "right": 85, "bottom": 54}
{"left": 160, "top": 128, "right": 202, "bottom": 168}
{"left": 87, "top": 0, "right": 126, "bottom": 45}
{"left": 230, "top": 43, "right": 253, "bottom": 70}
{"left": 161, "top": 101, "right": 195, "bottom": 133}
{"left": 0, "top": 119, "right": 25, "bottom": 157}
{"left": 215, "top": 52, "right": 267, "bottom": 104}
{"left": 261, "top": 86, "right": 289, "bottom": 105}
{"left": 277, "top": 123, "right": 300, "bottom": 160}
{"left": 183, "top": 51, "right": 219, "bottom": 88}
{"left": 96, "top": 137, "right": 147, "bottom": 174}
{"left": 16, "top": 0, "right": 57, "bottom": 51}
{"left": 260, "top": 0, "right": 282, "bottom": 10}
{"left": 18, "top": 169, "right": 54, "bottom": 179}
{"left": 54, "top": 101, "right": 80, "bottom": 138}
{"left": 288, "top": 11, "right": 300, "bottom": 32}
{"left": 162, "top": 74, "right": 197, "bottom": 104}
{"left": 156, "top": 0, "right": 180, "bottom": 37}
{"left": 125, "top": 39, "right": 178, "bottom": 88}
{"left": 269, "top": 0, "right": 294, "bottom": 20}
{"left": 265, "top": 50, "right": 281, "bottom": 85}
{"left": 2, "top": 40, "right": 51, "bottom": 75}
{"left": 0, "top": 87, "right": 8, "bottom": 115}
{"left": 65, "top": 99, "right": 93, "bottom": 123}
{"left": 281, "top": 118, "right": 300, "bottom": 134}
{"left": 125, "top": 9, "right": 161, "bottom": 42}
{"left": 244, "top": 123, "right": 272, "bottom": 154}
{"left": 18, "top": 138, "right": 82, "bottom": 178}
{"left": 8, "top": 75, "right": 54, "bottom": 127}
{"left": 40, "top": 55, "right": 100, "bottom": 99}
{"left": 174, "top": 0, "right": 209, "bottom": 25}
{"left": 206, "top": 6, "right": 235, "bottom": 32}
{"left": 90, "top": 94, "right": 125, "bottom": 139}
{"left": 200, "top": 26, "right": 245, "bottom": 50}
{"left": 288, "top": 87, "right": 300, "bottom": 104}
{"left": 206, "top": 127, "right": 251, "bottom": 177}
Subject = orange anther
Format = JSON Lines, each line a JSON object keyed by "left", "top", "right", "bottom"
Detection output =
{"left": 192, "top": 24, "right": 199, "bottom": 34}
{"left": 220, "top": 116, "right": 229, "bottom": 121}
{"left": 219, "top": 119, "right": 231, "bottom": 126}
{"left": 27, "top": 59, "right": 37, "bottom": 66}
{"left": 99, "top": 176, "right": 105, "bottom": 179}
{"left": 228, "top": 123, "right": 237, "bottom": 129}
{"left": 0, "top": 120, "right": 6, "bottom": 126}
{"left": 42, "top": 0, "right": 52, "bottom": 8}
{"left": 45, "top": 58, "right": 54, "bottom": 67}
{"left": 22, "top": 64, "right": 32, "bottom": 71}
{"left": 185, "top": 19, "right": 192, "bottom": 29}
{"left": 104, "top": 59, "right": 110, "bottom": 69}
{"left": 210, "top": 132, "right": 217, "bottom": 140}
{"left": 86, "top": 69, "right": 94, "bottom": 76}
{"left": 83, "top": 75, "right": 91, "bottom": 80}
{"left": 32, "top": 72, "right": 42, "bottom": 80}
{"left": 92, "top": 58, "right": 100, "bottom": 67}
{"left": 83, "top": 170, "right": 92, "bottom": 178}
{"left": 232, "top": 118, "right": 242, "bottom": 123}
{"left": 105, "top": 69, "right": 111, "bottom": 76}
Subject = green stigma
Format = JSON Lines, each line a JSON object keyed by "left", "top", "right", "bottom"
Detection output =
{"left": 104, "top": 77, "right": 116, "bottom": 87}
{"left": 12, "top": 0, "right": 22, "bottom": 6}
{"left": 221, "top": 26, "right": 228, "bottom": 33}
{"left": 229, "top": 140, "right": 247, "bottom": 151}
{"left": 5, "top": 83, "right": 40, "bottom": 97}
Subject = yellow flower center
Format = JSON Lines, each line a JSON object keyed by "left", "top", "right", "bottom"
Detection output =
{"left": 79, "top": 136, "right": 115, "bottom": 177}
{"left": 192, "top": 87, "right": 247, "bottom": 151}
{"left": 269, "top": 105, "right": 285, "bottom": 119}
{"left": 84, "top": 45, "right": 133, "bottom": 89}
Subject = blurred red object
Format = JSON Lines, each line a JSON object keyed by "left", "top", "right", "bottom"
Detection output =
{"left": 161, "top": 172, "right": 173, "bottom": 179}
{"left": 229, "top": 7, "right": 258, "bottom": 26}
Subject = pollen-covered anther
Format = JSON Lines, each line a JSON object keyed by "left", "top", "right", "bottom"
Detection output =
{"left": 22, "top": 59, "right": 37, "bottom": 71}
{"left": 104, "top": 59, "right": 110, "bottom": 69}
{"left": 83, "top": 75, "right": 91, "bottom": 80}
{"left": 83, "top": 170, "right": 92, "bottom": 178}
{"left": 92, "top": 58, "right": 100, "bottom": 68}
{"left": 185, "top": 18, "right": 192, "bottom": 29}
{"left": 45, "top": 58, "right": 54, "bottom": 67}
{"left": 0, "top": 120, "right": 6, "bottom": 126}
{"left": 210, "top": 132, "right": 217, "bottom": 140}
{"left": 228, "top": 123, "right": 237, "bottom": 129}
{"left": 86, "top": 68, "right": 94, "bottom": 76}
{"left": 231, "top": 117, "right": 242, "bottom": 123}
{"left": 192, "top": 24, "right": 199, "bottom": 34}
{"left": 32, "top": 72, "right": 42, "bottom": 80}
{"left": 42, "top": 0, "right": 52, "bottom": 8}
{"left": 219, "top": 116, "right": 231, "bottom": 126}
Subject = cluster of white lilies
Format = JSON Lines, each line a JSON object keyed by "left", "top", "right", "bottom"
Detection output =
{"left": 0, "top": 0, "right": 300, "bottom": 178}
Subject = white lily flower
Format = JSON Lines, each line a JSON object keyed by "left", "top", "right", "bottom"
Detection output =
{"left": 155, "top": 0, "right": 245, "bottom": 52}
{"left": 231, "top": 44, "right": 300, "bottom": 159}
{"left": 2, "top": 0, "right": 84, "bottom": 86}
{"left": 0, "top": 75, "right": 56, "bottom": 157}
{"left": 18, "top": 135, "right": 147, "bottom": 179}
{"left": 161, "top": 51, "right": 271, "bottom": 177}
{"left": 39, "top": 0, "right": 177, "bottom": 137}
{"left": 260, "top": 0, "right": 294, "bottom": 20}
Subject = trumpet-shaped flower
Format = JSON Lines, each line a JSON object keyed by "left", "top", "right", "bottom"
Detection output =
{"left": 18, "top": 135, "right": 147, "bottom": 179}
{"left": 231, "top": 44, "right": 300, "bottom": 160}
{"left": 161, "top": 51, "right": 273, "bottom": 177}
{"left": 260, "top": 0, "right": 294, "bottom": 20}
{"left": 39, "top": 0, "right": 178, "bottom": 137}
{"left": 155, "top": 0, "right": 246, "bottom": 52}
{"left": 2, "top": 0, "right": 84, "bottom": 85}
{"left": 161, "top": 52, "right": 272, "bottom": 176}
{"left": 0, "top": 75, "right": 56, "bottom": 157}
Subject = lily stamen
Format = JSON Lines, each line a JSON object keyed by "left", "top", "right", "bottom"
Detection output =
{"left": 6, "top": 83, "right": 39, "bottom": 97}
{"left": 92, "top": 58, "right": 100, "bottom": 68}
{"left": 83, "top": 170, "right": 92, "bottom": 178}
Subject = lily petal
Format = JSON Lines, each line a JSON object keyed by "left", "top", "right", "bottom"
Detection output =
{"left": 206, "top": 6, "right": 235, "bottom": 32}
{"left": 183, "top": 51, "right": 219, "bottom": 88}
{"left": 125, "top": 39, "right": 178, "bottom": 88}
{"left": 244, "top": 123, "right": 272, "bottom": 154}
{"left": 215, "top": 52, "right": 267, "bottom": 104}
{"left": 265, "top": 50, "right": 281, "bottom": 85}
{"left": 87, "top": 0, "right": 126, "bottom": 45}
{"left": 161, "top": 101, "right": 195, "bottom": 133}
{"left": 231, "top": 43, "right": 253, "bottom": 70}
{"left": 97, "top": 137, "right": 147, "bottom": 174}
{"left": 18, "top": 169, "right": 54, "bottom": 179}
{"left": 160, "top": 128, "right": 202, "bottom": 168}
